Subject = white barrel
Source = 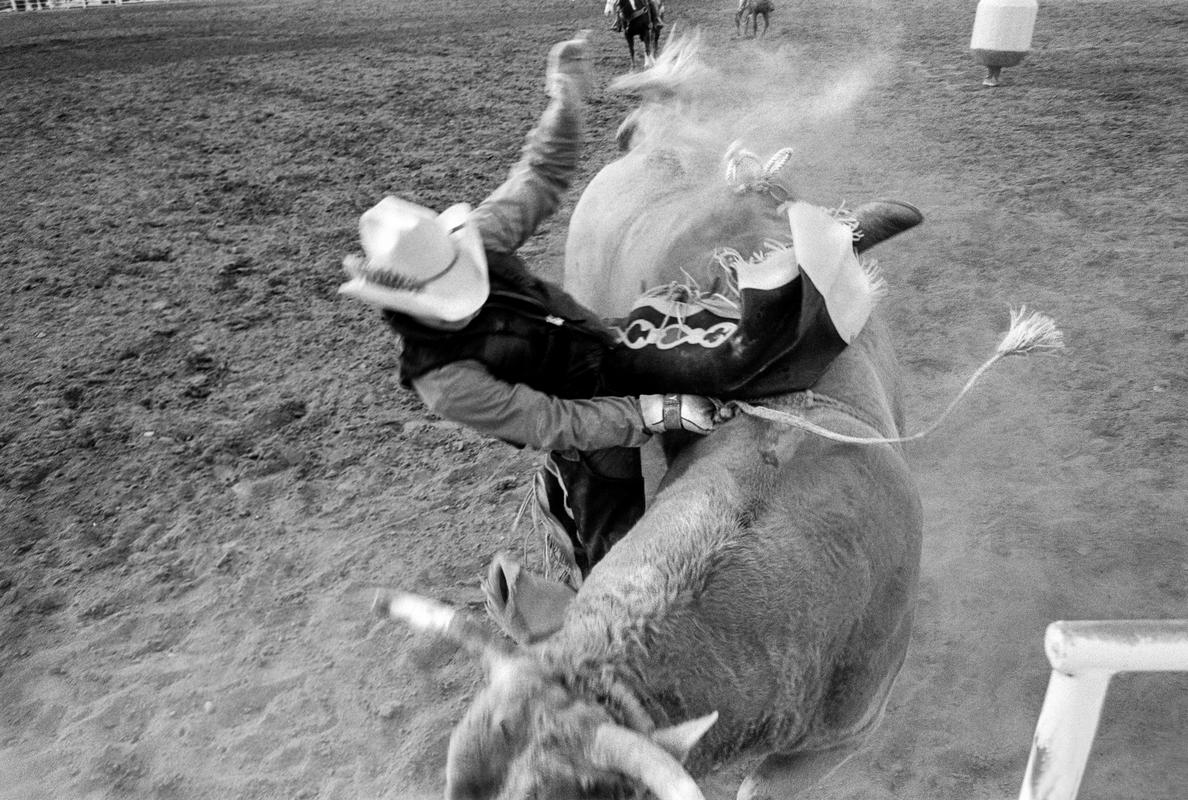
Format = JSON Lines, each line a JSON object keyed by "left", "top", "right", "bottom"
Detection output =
{"left": 970, "top": 0, "right": 1037, "bottom": 68}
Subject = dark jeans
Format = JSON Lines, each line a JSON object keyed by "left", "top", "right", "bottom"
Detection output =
{"left": 543, "top": 448, "right": 645, "bottom": 576}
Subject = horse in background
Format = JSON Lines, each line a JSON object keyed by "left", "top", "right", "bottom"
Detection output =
{"left": 606, "top": 0, "right": 663, "bottom": 69}
{"left": 736, "top": 0, "right": 774, "bottom": 38}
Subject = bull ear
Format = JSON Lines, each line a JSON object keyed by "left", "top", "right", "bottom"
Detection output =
{"left": 650, "top": 711, "right": 718, "bottom": 763}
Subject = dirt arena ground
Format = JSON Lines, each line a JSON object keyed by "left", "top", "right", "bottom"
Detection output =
{"left": 1, "top": 0, "right": 1184, "bottom": 798}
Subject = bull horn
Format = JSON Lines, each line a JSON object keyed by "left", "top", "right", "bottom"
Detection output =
{"left": 371, "top": 589, "right": 513, "bottom": 657}
{"left": 650, "top": 710, "right": 719, "bottom": 762}
{"left": 589, "top": 724, "right": 706, "bottom": 800}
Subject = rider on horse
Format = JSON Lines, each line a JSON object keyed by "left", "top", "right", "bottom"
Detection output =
{"left": 736, "top": 0, "right": 774, "bottom": 36}
{"left": 607, "top": 0, "right": 664, "bottom": 34}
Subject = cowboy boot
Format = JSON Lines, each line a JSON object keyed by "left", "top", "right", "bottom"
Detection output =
{"left": 850, "top": 200, "right": 924, "bottom": 254}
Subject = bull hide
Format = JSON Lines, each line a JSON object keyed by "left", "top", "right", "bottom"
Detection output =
{"left": 398, "top": 34, "right": 924, "bottom": 800}
{"left": 435, "top": 313, "right": 921, "bottom": 799}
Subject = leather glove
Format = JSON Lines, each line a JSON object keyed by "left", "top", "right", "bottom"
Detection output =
{"left": 546, "top": 32, "right": 591, "bottom": 100}
{"left": 640, "top": 394, "right": 725, "bottom": 435}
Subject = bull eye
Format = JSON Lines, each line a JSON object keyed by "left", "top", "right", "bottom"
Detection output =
{"left": 498, "top": 719, "right": 512, "bottom": 740}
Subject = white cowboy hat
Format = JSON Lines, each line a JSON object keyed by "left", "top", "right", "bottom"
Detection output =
{"left": 338, "top": 196, "right": 488, "bottom": 322}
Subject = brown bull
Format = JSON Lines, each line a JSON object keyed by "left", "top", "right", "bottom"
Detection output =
{"left": 378, "top": 35, "right": 924, "bottom": 799}
{"left": 377, "top": 309, "right": 921, "bottom": 798}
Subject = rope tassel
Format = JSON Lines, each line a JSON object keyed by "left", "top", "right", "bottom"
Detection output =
{"left": 733, "top": 306, "right": 1065, "bottom": 445}
{"left": 998, "top": 305, "right": 1065, "bottom": 357}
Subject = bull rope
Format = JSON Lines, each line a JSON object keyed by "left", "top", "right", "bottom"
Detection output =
{"left": 731, "top": 306, "right": 1065, "bottom": 445}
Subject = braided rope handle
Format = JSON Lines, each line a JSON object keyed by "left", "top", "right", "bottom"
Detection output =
{"left": 733, "top": 307, "right": 1065, "bottom": 445}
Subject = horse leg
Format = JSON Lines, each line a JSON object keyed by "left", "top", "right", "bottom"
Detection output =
{"left": 626, "top": 34, "right": 636, "bottom": 70}
{"left": 761, "top": 12, "right": 770, "bottom": 37}
{"left": 646, "top": 3, "right": 660, "bottom": 63}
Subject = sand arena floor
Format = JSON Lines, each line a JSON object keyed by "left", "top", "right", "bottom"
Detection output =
{"left": 1, "top": 0, "right": 1185, "bottom": 797}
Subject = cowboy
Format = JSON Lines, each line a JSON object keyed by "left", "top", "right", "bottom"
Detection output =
{"left": 606, "top": 0, "right": 664, "bottom": 34}
{"left": 341, "top": 35, "right": 723, "bottom": 586}
{"left": 339, "top": 35, "right": 922, "bottom": 612}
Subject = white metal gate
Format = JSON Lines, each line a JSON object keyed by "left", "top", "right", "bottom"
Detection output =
{"left": 1018, "top": 619, "right": 1188, "bottom": 800}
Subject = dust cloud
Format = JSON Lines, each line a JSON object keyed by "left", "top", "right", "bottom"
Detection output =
{"left": 607, "top": 28, "right": 899, "bottom": 196}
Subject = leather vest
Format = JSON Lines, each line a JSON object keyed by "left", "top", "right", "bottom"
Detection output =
{"left": 385, "top": 251, "right": 619, "bottom": 400}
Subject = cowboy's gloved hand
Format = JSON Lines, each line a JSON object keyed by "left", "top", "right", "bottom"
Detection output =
{"left": 546, "top": 32, "right": 591, "bottom": 100}
{"left": 640, "top": 394, "right": 724, "bottom": 435}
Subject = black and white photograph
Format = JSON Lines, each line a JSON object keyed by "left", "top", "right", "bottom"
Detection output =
{"left": 1, "top": 0, "right": 1184, "bottom": 798}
